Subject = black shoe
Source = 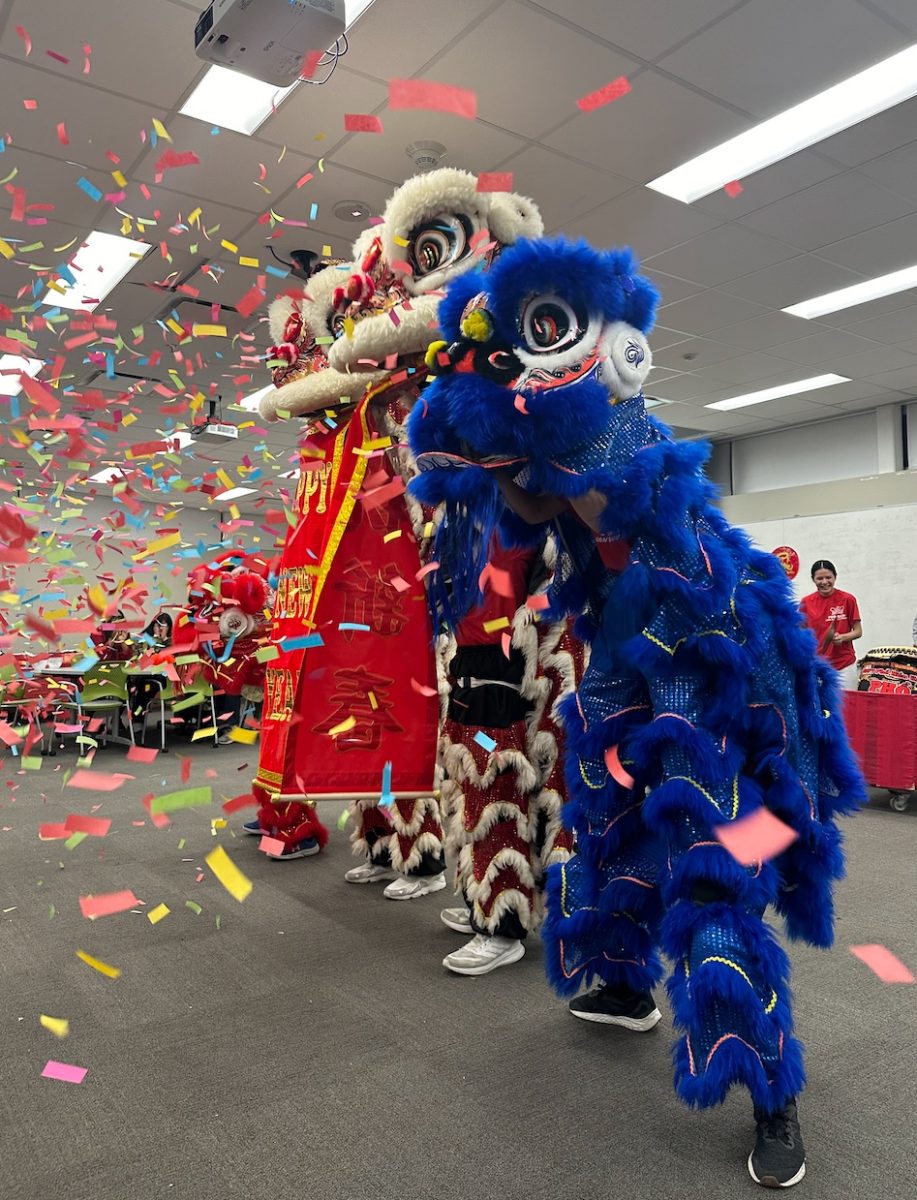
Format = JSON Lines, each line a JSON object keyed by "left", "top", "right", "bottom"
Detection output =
{"left": 568, "top": 984, "right": 662, "bottom": 1031}
{"left": 748, "top": 1098, "right": 806, "bottom": 1188}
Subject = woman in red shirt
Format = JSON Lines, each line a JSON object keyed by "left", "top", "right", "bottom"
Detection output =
{"left": 799, "top": 559, "right": 863, "bottom": 689}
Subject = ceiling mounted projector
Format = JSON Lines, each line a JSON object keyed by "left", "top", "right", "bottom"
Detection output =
{"left": 194, "top": 0, "right": 347, "bottom": 87}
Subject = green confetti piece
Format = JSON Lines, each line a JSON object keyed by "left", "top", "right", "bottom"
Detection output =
{"left": 64, "top": 832, "right": 88, "bottom": 851}
{"left": 177, "top": 838, "right": 186, "bottom": 850}
{"left": 336, "top": 809, "right": 350, "bottom": 831}
{"left": 151, "top": 786, "right": 212, "bottom": 815}
{"left": 185, "top": 900, "right": 202, "bottom": 916}
{"left": 215, "top": 915, "right": 221, "bottom": 930}
{"left": 21, "top": 756, "right": 43, "bottom": 770}
{"left": 48, "top": 904, "right": 56, "bottom": 919}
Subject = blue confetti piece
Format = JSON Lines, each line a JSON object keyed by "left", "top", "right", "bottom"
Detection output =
{"left": 76, "top": 176, "right": 103, "bottom": 202}
{"left": 278, "top": 634, "right": 324, "bottom": 652}
{"left": 0, "top": 139, "right": 5, "bottom": 153}
{"left": 309, "top": 203, "right": 318, "bottom": 220}
{"left": 56, "top": 262, "right": 77, "bottom": 285}
{"left": 474, "top": 731, "right": 497, "bottom": 752}
{"left": 265, "top": 264, "right": 290, "bottom": 278}
{"left": 380, "top": 760, "right": 393, "bottom": 806}
{"left": 338, "top": 622, "right": 370, "bottom": 632}
{"left": 105, "top": 353, "right": 115, "bottom": 379}
{"left": 210, "top": 126, "right": 220, "bottom": 135}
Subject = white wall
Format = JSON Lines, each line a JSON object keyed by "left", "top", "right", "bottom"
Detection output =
{"left": 737, "top": 504, "right": 917, "bottom": 649}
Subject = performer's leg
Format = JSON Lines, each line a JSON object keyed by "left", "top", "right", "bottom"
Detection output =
{"left": 343, "top": 799, "right": 398, "bottom": 885}
{"left": 379, "top": 796, "right": 447, "bottom": 900}
{"left": 252, "top": 794, "right": 329, "bottom": 861}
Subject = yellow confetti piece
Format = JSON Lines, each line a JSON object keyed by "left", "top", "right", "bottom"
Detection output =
{"left": 191, "top": 726, "right": 218, "bottom": 742}
{"left": 423, "top": 522, "right": 435, "bottom": 539}
{"left": 368, "top": 691, "right": 378, "bottom": 711}
{"left": 165, "top": 317, "right": 184, "bottom": 337}
{"left": 327, "top": 715, "right": 356, "bottom": 737}
{"left": 40, "top": 1014, "right": 70, "bottom": 1038}
{"left": 383, "top": 530, "right": 402, "bottom": 543}
{"left": 133, "top": 532, "right": 181, "bottom": 561}
{"left": 76, "top": 950, "right": 121, "bottom": 979}
{"left": 211, "top": 818, "right": 227, "bottom": 831}
{"left": 0, "top": 238, "right": 15, "bottom": 260}
{"left": 188, "top": 206, "right": 201, "bottom": 226}
{"left": 393, "top": 235, "right": 409, "bottom": 248}
{"left": 227, "top": 726, "right": 258, "bottom": 745}
{"left": 152, "top": 117, "right": 172, "bottom": 142}
{"left": 239, "top": 256, "right": 259, "bottom": 268}
{"left": 191, "top": 323, "right": 227, "bottom": 337}
{"left": 216, "top": 467, "right": 234, "bottom": 491}
{"left": 205, "top": 845, "right": 252, "bottom": 903}
{"left": 483, "top": 616, "right": 511, "bottom": 633}
{"left": 147, "top": 903, "right": 170, "bottom": 925}
{"left": 321, "top": 244, "right": 332, "bottom": 256}
{"left": 364, "top": 436, "right": 392, "bottom": 450}
{"left": 221, "top": 239, "right": 239, "bottom": 254}
{"left": 111, "top": 169, "right": 127, "bottom": 187}
{"left": 53, "top": 235, "right": 80, "bottom": 253}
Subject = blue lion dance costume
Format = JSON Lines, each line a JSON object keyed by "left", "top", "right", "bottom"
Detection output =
{"left": 407, "top": 237, "right": 864, "bottom": 1142}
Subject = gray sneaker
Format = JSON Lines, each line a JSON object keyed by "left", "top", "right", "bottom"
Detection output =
{"left": 442, "top": 934, "right": 525, "bottom": 976}
{"left": 440, "top": 907, "right": 472, "bottom": 933}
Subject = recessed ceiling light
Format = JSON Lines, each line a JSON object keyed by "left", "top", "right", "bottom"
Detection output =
{"left": 0, "top": 354, "right": 43, "bottom": 397}
{"left": 782, "top": 262, "right": 917, "bottom": 319}
{"left": 334, "top": 200, "right": 371, "bottom": 222}
{"left": 704, "top": 373, "right": 850, "bottom": 411}
{"left": 180, "top": 65, "right": 297, "bottom": 136}
{"left": 42, "top": 231, "right": 152, "bottom": 312}
{"left": 647, "top": 42, "right": 917, "bottom": 203}
{"left": 215, "top": 486, "right": 257, "bottom": 501}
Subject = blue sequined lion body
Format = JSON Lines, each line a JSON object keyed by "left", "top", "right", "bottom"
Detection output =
{"left": 407, "top": 237, "right": 864, "bottom": 1112}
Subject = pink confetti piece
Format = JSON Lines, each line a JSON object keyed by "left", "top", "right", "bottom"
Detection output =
{"left": 577, "top": 76, "right": 632, "bottom": 112}
{"left": 476, "top": 172, "right": 513, "bottom": 193}
{"left": 714, "top": 807, "right": 798, "bottom": 866}
{"left": 258, "top": 835, "right": 286, "bottom": 856}
{"left": 345, "top": 113, "right": 384, "bottom": 134}
{"left": 66, "top": 770, "right": 129, "bottom": 793}
{"left": 525, "top": 593, "right": 550, "bottom": 611}
{"left": 300, "top": 49, "right": 324, "bottom": 80}
{"left": 501, "top": 631, "right": 512, "bottom": 658}
{"left": 79, "top": 890, "right": 139, "bottom": 920}
{"left": 415, "top": 561, "right": 440, "bottom": 581}
{"left": 64, "top": 813, "right": 111, "bottom": 837}
{"left": 42, "top": 1061, "right": 87, "bottom": 1084}
{"left": 513, "top": 394, "right": 529, "bottom": 415}
{"left": 850, "top": 945, "right": 915, "bottom": 984}
{"left": 478, "top": 564, "right": 514, "bottom": 597}
{"left": 723, "top": 180, "right": 743, "bottom": 198}
{"left": 410, "top": 678, "right": 438, "bottom": 697}
{"left": 389, "top": 576, "right": 411, "bottom": 593}
{"left": 604, "top": 744, "right": 634, "bottom": 790}
{"left": 23, "top": 99, "right": 38, "bottom": 110}
{"left": 388, "top": 78, "right": 477, "bottom": 120}
{"left": 15, "top": 25, "right": 32, "bottom": 56}
{"left": 126, "top": 745, "right": 158, "bottom": 764}
{"left": 46, "top": 50, "right": 70, "bottom": 64}
{"left": 82, "top": 43, "right": 92, "bottom": 74}
{"left": 0, "top": 720, "right": 23, "bottom": 746}
{"left": 56, "top": 122, "right": 69, "bottom": 146}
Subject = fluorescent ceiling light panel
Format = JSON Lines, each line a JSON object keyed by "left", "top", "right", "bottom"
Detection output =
{"left": 345, "top": 1, "right": 378, "bottom": 26}
{"left": 782, "top": 263, "right": 917, "bottom": 319}
{"left": 0, "top": 354, "right": 43, "bottom": 396}
{"left": 215, "top": 486, "right": 256, "bottom": 501}
{"left": 648, "top": 42, "right": 917, "bottom": 203}
{"left": 705, "top": 373, "right": 850, "bottom": 412}
{"left": 88, "top": 466, "right": 127, "bottom": 483}
{"left": 42, "top": 231, "right": 151, "bottom": 312}
{"left": 180, "top": 65, "right": 297, "bottom": 136}
{"left": 237, "top": 384, "right": 274, "bottom": 413}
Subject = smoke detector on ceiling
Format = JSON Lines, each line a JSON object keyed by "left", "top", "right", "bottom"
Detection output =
{"left": 405, "top": 141, "right": 447, "bottom": 172}
{"left": 333, "top": 200, "right": 372, "bottom": 222}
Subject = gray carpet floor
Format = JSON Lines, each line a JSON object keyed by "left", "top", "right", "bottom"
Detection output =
{"left": 1, "top": 737, "right": 914, "bottom": 1200}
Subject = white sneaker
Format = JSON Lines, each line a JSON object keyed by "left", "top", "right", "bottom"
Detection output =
{"left": 344, "top": 862, "right": 398, "bottom": 885}
{"left": 440, "top": 907, "right": 472, "bottom": 933}
{"left": 443, "top": 934, "right": 525, "bottom": 976}
{"left": 383, "top": 872, "right": 447, "bottom": 901}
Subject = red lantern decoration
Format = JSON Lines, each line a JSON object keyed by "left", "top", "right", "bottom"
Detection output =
{"left": 772, "top": 546, "right": 799, "bottom": 579}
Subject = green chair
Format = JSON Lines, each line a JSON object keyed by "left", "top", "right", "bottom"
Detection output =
{"left": 62, "top": 665, "right": 133, "bottom": 748}
{"left": 144, "top": 676, "right": 218, "bottom": 752}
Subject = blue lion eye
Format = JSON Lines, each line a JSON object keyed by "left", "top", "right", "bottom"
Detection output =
{"left": 520, "top": 294, "right": 585, "bottom": 354}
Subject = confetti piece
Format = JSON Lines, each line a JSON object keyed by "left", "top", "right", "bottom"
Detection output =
{"left": 76, "top": 176, "right": 103, "bottom": 202}
{"left": 150, "top": 786, "right": 212, "bottom": 815}
{"left": 278, "top": 634, "right": 324, "bottom": 652}
{"left": 482, "top": 616, "right": 510, "bottom": 633}
{"left": 41, "top": 1061, "right": 86, "bottom": 1084}
{"left": 64, "top": 813, "right": 112, "bottom": 837}
{"left": 849, "top": 945, "right": 914, "bottom": 984}
{"left": 221, "top": 793, "right": 258, "bottom": 813}
{"left": 389, "top": 78, "right": 477, "bottom": 119}
{"left": 152, "top": 118, "right": 172, "bottom": 142}
{"left": 577, "top": 76, "right": 632, "bottom": 112}
{"left": 300, "top": 50, "right": 324, "bottom": 80}
{"left": 411, "top": 678, "right": 438, "bottom": 697}
{"left": 345, "top": 113, "right": 384, "bottom": 133}
{"left": 327, "top": 715, "right": 356, "bottom": 737}
{"left": 336, "top": 809, "right": 350, "bottom": 831}
{"left": 23, "top": 98, "right": 38, "bottom": 110}
{"left": 714, "top": 807, "right": 798, "bottom": 866}
{"left": 205, "top": 844, "right": 252, "bottom": 902}
{"left": 15, "top": 24, "right": 32, "bottom": 55}
{"left": 155, "top": 149, "right": 199, "bottom": 172}
{"left": 75, "top": 950, "right": 121, "bottom": 979}
{"left": 476, "top": 172, "right": 513, "bottom": 192}
{"left": 474, "top": 731, "right": 497, "bottom": 752}
{"left": 258, "top": 835, "right": 286, "bottom": 856}
{"left": 526, "top": 593, "right": 550, "bottom": 611}
{"left": 66, "top": 771, "right": 128, "bottom": 794}
{"left": 147, "top": 903, "right": 170, "bottom": 925}
{"left": 513, "top": 394, "right": 529, "bottom": 415}
{"left": 185, "top": 900, "right": 202, "bottom": 916}
{"left": 604, "top": 744, "right": 634, "bottom": 790}
{"left": 127, "top": 745, "right": 158, "bottom": 764}
{"left": 415, "top": 561, "right": 440, "bottom": 581}
{"left": 79, "top": 889, "right": 139, "bottom": 920}
{"left": 39, "top": 823, "right": 70, "bottom": 840}
{"left": 40, "top": 1015, "right": 70, "bottom": 1038}
{"left": 724, "top": 180, "right": 743, "bottom": 198}
{"left": 227, "top": 726, "right": 258, "bottom": 745}
{"left": 56, "top": 122, "right": 69, "bottom": 146}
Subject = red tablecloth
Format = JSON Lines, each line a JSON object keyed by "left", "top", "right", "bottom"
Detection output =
{"left": 844, "top": 690, "right": 917, "bottom": 791}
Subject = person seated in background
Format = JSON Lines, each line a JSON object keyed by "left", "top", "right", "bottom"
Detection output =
{"left": 90, "top": 610, "right": 134, "bottom": 662}
{"left": 142, "top": 612, "right": 173, "bottom": 650}
{"left": 799, "top": 559, "right": 863, "bottom": 689}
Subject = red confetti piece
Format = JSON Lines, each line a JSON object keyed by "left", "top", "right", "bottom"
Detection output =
{"left": 723, "top": 180, "right": 743, "bottom": 198}
{"left": 300, "top": 49, "right": 324, "bottom": 80}
{"left": 23, "top": 99, "right": 38, "bottom": 110}
{"left": 513, "top": 394, "right": 529, "bottom": 415}
{"left": 64, "top": 813, "right": 112, "bottom": 837}
{"left": 410, "top": 678, "right": 438, "bottom": 697}
{"left": 82, "top": 44, "right": 92, "bottom": 75}
{"left": 295, "top": 171, "right": 314, "bottom": 189}
{"left": 155, "top": 149, "right": 200, "bottom": 172}
{"left": 46, "top": 50, "right": 70, "bottom": 64}
{"left": 221, "top": 793, "right": 258, "bottom": 813}
{"left": 344, "top": 113, "right": 384, "bottom": 134}
{"left": 850, "top": 945, "right": 915, "bottom": 984}
{"left": 388, "top": 78, "right": 477, "bottom": 120}
{"left": 577, "top": 76, "right": 632, "bottom": 112}
{"left": 19, "top": 374, "right": 60, "bottom": 414}
{"left": 235, "top": 286, "right": 264, "bottom": 318}
{"left": 478, "top": 563, "right": 514, "bottom": 597}
{"left": 15, "top": 25, "right": 32, "bottom": 55}
{"left": 476, "top": 172, "right": 513, "bottom": 193}
{"left": 501, "top": 631, "right": 512, "bottom": 658}
{"left": 360, "top": 476, "right": 405, "bottom": 511}
{"left": 39, "top": 823, "right": 70, "bottom": 840}
{"left": 714, "top": 807, "right": 798, "bottom": 866}
{"left": 56, "top": 122, "right": 69, "bottom": 146}
{"left": 0, "top": 720, "right": 23, "bottom": 747}
{"left": 604, "top": 744, "right": 634, "bottom": 790}
{"left": 79, "top": 889, "right": 139, "bottom": 920}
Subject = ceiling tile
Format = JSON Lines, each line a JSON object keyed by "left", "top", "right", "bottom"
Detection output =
{"left": 642, "top": 270, "right": 704, "bottom": 307}
{"left": 340, "top": 0, "right": 497, "bottom": 80}
{"left": 530, "top": 0, "right": 742, "bottom": 60}
{"left": 816, "top": 210, "right": 917, "bottom": 276}
{"left": 819, "top": 345, "right": 917, "bottom": 381}
{"left": 846, "top": 304, "right": 917, "bottom": 344}
{"left": 850, "top": 362, "right": 917, "bottom": 390}
{"left": 815, "top": 96, "right": 917, "bottom": 168}
{"left": 428, "top": 1, "right": 640, "bottom": 140}
{"left": 693, "top": 152, "right": 843, "bottom": 221}
{"left": 498, "top": 146, "right": 631, "bottom": 232}
{"left": 646, "top": 224, "right": 799, "bottom": 287}
{"left": 709, "top": 310, "right": 814, "bottom": 351}
{"left": 739, "top": 172, "right": 916, "bottom": 251}
{"left": 862, "top": 0, "right": 917, "bottom": 35}
{"left": 689, "top": 351, "right": 817, "bottom": 388}
{"left": 769, "top": 329, "right": 885, "bottom": 368}
{"left": 543, "top": 69, "right": 746, "bottom": 184}
{"left": 258, "top": 68, "right": 389, "bottom": 151}
{"left": 657, "top": 0, "right": 907, "bottom": 116}
{"left": 858, "top": 141, "right": 917, "bottom": 204}
{"left": 720, "top": 255, "right": 865, "bottom": 308}
{"left": 657, "top": 288, "right": 771, "bottom": 336}
{"left": 566, "top": 186, "right": 719, "bottom": 258}
{"left": 652, "top": 336, "right": 745, "bottom": 371}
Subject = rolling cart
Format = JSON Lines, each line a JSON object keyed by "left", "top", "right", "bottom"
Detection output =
{"left": 844, "top": 689, "right": 917, "bottom": 812}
